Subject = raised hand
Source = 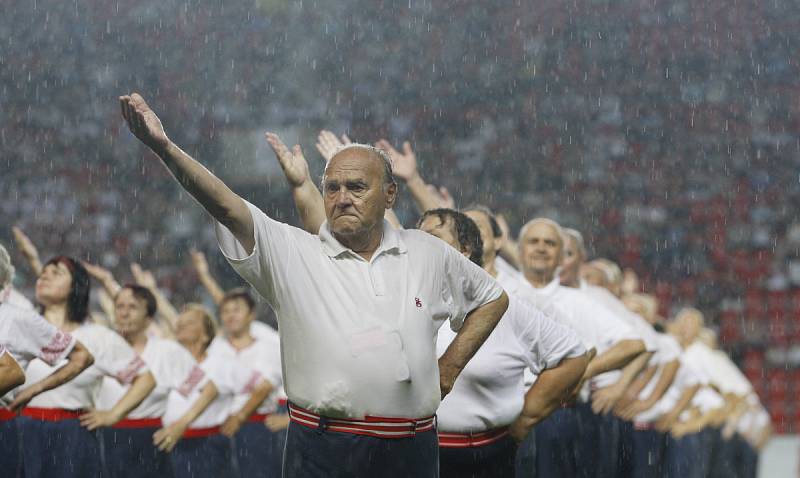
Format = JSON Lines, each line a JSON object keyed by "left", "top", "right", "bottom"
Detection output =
{"left": 189, "top": 249, "right": 210, "bottom": 276}
{"left": 83, "top": 261, "right": 114, "bottom": 284}
{"left": 374, "top": 139, "right": 418, "bottom": 182}
{"left": 119, "top": 93, "right": 170, "bottom": 152}
{"left": 315, "top": 130, "right": 352, "bottom": 163}
{"left": 265, "top": 132, "right": 311, "bottom": 188}
{"left": 427, "top": 185, "right": 455, "bottom": 209}
{"left": 130, "top": 263, "right": 157, "bottom": 290}
{"left": 11, "top": 226, "right": 43, "bottom": 275}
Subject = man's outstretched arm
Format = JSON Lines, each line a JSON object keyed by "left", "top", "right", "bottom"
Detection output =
{"left": 119, "top": 93, "right": 254, "bottom": 253}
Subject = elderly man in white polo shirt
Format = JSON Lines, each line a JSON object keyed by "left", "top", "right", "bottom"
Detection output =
{"left": 119, "top": 93, "right": 509, "bottom": 477}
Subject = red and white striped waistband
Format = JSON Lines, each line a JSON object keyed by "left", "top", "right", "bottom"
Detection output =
{"left": 113, "top": 417, "right": 163, "bottom": 429}
{"left": 438, "top": 427, "right": 509, "bottom": 448}
{"left": 22, "top": 407, "right": 83, "bottom": 421}
{"left": 288, "top": 402, "right": 435, "bottom": 439}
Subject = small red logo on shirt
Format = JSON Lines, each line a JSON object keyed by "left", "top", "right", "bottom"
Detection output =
{"left": 415, "top": 297, "right": 423, "bottom": 308}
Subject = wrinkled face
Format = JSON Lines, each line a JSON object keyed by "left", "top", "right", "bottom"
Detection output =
{"left": 114, "top": 288, "right": 151, "bottom": 337}
{"left": 220, "top": 297, "right": 254, "bottom": 337}
{"left": 465, "top": 210, "right": 497, "bottom": 263}
{"left": 175, "top": 310, "right": 210, "bottom": 348}
{"left": 36, "top": 262, "right": 72, "bottom": 306}
{"left": 419, "top": 215, "right": 469, "bottom": 258}
{"left": 559, "top": 235, "right": 583, "bottom": 286}
{"left": 323, "top": 149, "right": 396, "bottom": 242}
{"left": 580, "top": 264, "right": 608, "bottom": 288}
{"left": 519, "top": 222, "right": 562, "bottom": 280}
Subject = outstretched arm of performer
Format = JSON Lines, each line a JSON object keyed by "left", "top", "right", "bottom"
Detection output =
{"left": 9, "top": 342, "right": 95, "bottom": 411}
{"left": 582, "top": 339, "right": 645, "bottom": 380}
{"left": 220, "top": 378, "right": 273, "bottom": 437}
{"left": 509, "top": 353, "right": 589, "bottom": 441}
{"left": 266, "top": 133, "right": 326, "bottom": 234}
{"left": 153, "top": 381, "right": 219, "bottom": 452}
{"left": 655, "top": 383, "right": 700, "bottom": 432}
{"left": 374, "top": 139, "right": 444, "bottom": 214}
{"left": 80, "top": 371, "right": 156, "bottom": 430}
{"left": 190, "top": 249, "right": 226, "bottom": 306}
{"left": 0, "top": 351, "right": 26, "bottom": 398}
{"left": 11, "top": 226, "right": 43, "bottom": 277}
{"left": 591, "top": 351, "right": 653, "bottom": 415}
{"left": 119, "top": 93, "right": 255, "bottom": 253}
{"left": 618, "top": 359, "right": 680, "bottom": 420}
{"left": 130, "top": 263, "right": 179, "bottom": 336}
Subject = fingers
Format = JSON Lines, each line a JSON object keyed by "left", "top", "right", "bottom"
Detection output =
{"left": 265, "top": 132, "right": 291, "bottom": 160}
{"left": 341, "top": 134, "right": 351, "bottom": 145}
{"left": 402, "top": 141, "right": 414, "bottom": 156}
{"left": 374, "top": 139, "right": 398, "bottom": 156}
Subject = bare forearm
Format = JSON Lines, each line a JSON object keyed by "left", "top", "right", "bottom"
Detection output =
{"left": 108, "top": 372, "right": 156, "bottom": 421}
{"left": 664, "top": 385, "right": 699, "bottom": 422}
{"left": 405, "top": 174, "right": 440, "bottom": 213}
{"left": 177, "top": 382, "right": 218, "bottom": 427}
{"left": 155, "top": 141, "right": 253, "bottom": 251}
{"left": 438, "top": 293, "right": 509, "bottom": 395}
{"left": 292, "top": 182, "right": 326, "bottom": 234}
{"left": 517, "top": 354, "right": 589, "bottom": 427}
{"left": 585, "top": 340, "right": 645, "bottom": 378}
{"left": 198, "top": 273, "right": 226, "bottom": 306}
{"left": 641, "top": 360, "right": 679, "bottom": 407}
{"left": 0, "top": 357, "right": 26, "bottom": 396}
{"left": 625, "top": 365, "right": 658, "bottom": 402}
{"left": 234, "top": 382, "right": 273, "bottom": 421}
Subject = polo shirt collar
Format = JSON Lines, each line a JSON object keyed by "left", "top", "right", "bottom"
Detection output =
{"left": 319, "top": 219, "right": 407, "bottom": 259}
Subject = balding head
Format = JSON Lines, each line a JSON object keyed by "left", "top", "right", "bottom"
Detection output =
{"left": 518, "top": 218, "right": 565, "bottom": 286}
{"left": 325, "top": 144, "right": 396, "bottom": 188}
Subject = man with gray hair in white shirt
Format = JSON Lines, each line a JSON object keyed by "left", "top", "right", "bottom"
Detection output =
{"left": 119, "top": 93, "right": 509, "bottom": 477}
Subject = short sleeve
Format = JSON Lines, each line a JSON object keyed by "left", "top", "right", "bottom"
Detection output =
{"left": 11, "top": 309, "right": 77, "bottom": 366}
{"left": 92, "top": 328, "right": 148, "bottom": 385}
{"left": 214, "top": 200, "right": 303, "bottom": 306}
{"left": 441, "top": 245, "right": 504, "bottom": 331}
{"left": 510, "top": 298, "right": 586, "bottom": 375}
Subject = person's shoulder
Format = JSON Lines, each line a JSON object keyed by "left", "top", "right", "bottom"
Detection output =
{"left": 398, "top": 228, "right": 449, "bottom": 252}
{"left": 0, "top": 301, "right": 42, "bottom": 324}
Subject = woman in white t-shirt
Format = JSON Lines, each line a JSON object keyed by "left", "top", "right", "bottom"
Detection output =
{"left": 17, "top": 256, "right": 156, "bottom": 478}
{"left": 155, "top": 304, "right": 271, "bottom": 478}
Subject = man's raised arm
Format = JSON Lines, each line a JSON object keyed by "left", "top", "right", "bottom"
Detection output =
{"left": 119, "top": 93, "right": 254, "bottom": 253}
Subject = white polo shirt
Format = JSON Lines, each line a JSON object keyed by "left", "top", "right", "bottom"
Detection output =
{"left": 26, "top": 323, "right": 147, "bottom": 410}
{"left": 207, "top": 332, "right": 283, "bottom": 415}
{"left": 633, "top": 332, "right": 682, "bottom": 404}
{"left": 0, "top": 302, "right": 77, "bottom": 406}
{"left": 436, "top": 295, "right": 585, "bottom": 432}
{"left": 97, "top": 338, "right": 200, "bottom": 419}
{"left": 162, "top": 351, "right": 263, "bottom": 429}
{"left": 215, "top": 202, "right": 504, "bottom": 419}
{"left": 684, "top": 342, "right": 753, "bottom": 396}
{"left": 495, "top": 256, "right": 520, "bottom": 278}
{"left": 635, "top": 351, "right": 706, "bottom": 424}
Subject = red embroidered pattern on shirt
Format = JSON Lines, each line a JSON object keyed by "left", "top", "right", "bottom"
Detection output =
{"left": 116, "top": 356, "right": 146, "bottom": 385}
{"left": 241, "top": 371, "right": 263, "bottom": 394}
{"left": 177, "top": 366, "right": 206, "bottom": 397}
{"left": 40, "top": 331, "right": 74, "bottom": 365}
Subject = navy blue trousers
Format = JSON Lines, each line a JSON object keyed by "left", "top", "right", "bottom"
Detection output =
{"left": 734, "top": 436, "right": 758, "bottom": 478}
{"left": 101, "top": 426, "right": 174, "bottom": 478}
{"left": 664, "top": 430, "right": 713, "bottom": 478}
{"left": 19, "top": 416, "right": 102, "bottom": 478}
{"left": 171, "top": 434, "right": 233, "bottom": 478}
{"left": 594, "top": 412, "right": 621, "bottom": 478}
{"left": 618, "top": 424, "right": 665, "bottom": 478}
{"left": 282, "top": 420, "right": 439, "bottom": 478}
{"left": 532, "top": 404, "right": 594, "bottom": 478}
{"left": 514, "top": 425, "right": 536, "bottom": 478}
{"left": 709, "top": 428, "right": 738, "bottom": 478}
{"left": 439, "top": 435, "right": 517, "bottom": 478}
{"left": 233, "top": 421, "right": 277, "bottom": 478}
{"left": 0, "top": 418, "right": 22, "bottom": 478}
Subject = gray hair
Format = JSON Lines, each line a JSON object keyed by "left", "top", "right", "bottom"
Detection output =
{"left": 324, "top": 143, "right": 396, "bottom": 186}
{"left": 518, "top": 218, "right": 566, "bottom": 251}
{"left": 0, "top": 243, "right": 14, "bottom": 288}
{"left": 562, "top": 228, "right": 587, "bottom": 260}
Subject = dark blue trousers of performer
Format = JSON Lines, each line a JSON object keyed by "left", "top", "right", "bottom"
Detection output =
{"left": 664, "top": 430, "right": 712, "bottom": 478}
{"left": 709, "top": 428, "right": 738, "bottom": 478}
{"left": 282, "top": 420, "right": 439, "bottom": 478}
{"left": 0, "top": 414, "right": 22, "bottom": 478}
{"left": 594, "top": 412, "right": 621, "bottom": 478}
{"left": 734, "top": 435, "right": 758, "bottom": 478}
{"left": 618, "top": 421, "right": 665, "bottom": 478}
{"left": 233, "top": 417, "right": 276, "bottom": 478}
{"left": 102, "top": 423, "right": 174, "bottom": 478}
{"left": 439, "top": 435, "right": 516, "bottom": 478}
{"left": 171, "top": 432, "right": 233, "bottom": 478}
{"left": 532, "top": 404, "right": 594, "bottom": 478}
{"left": 19, "top": 412, "right": 102, "bottom": 478}
{"left": 514, "top": 426, "right": 536, "bottom": 478}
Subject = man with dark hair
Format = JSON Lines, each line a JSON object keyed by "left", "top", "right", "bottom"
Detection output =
{"left": 120, "top": 93, "right": 508, "bottom": 477}
{"left": 418, "top": 209, "right": 484, "bottom": 267}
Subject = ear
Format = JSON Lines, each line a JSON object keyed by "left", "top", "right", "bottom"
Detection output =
{"left": 384, "top": 182, "right": 398, "bottom": 209}
{"left": 460, "top": 245, "right": 473, "bottom": 260}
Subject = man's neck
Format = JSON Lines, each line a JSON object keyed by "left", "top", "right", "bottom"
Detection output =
{"left": 523, "top": 270, "right": 554, "bottom": 289}
{"left": 484, "top": 255, "right": 498, "bottom": 278}
{"left": 125, "top": 330, "right": 149, "bottom": 354}
{"left": 227, "top": 330, "right": 255, "bottom": 351}
{"left": 336, "top": 225, "right": 384, "bottom": 261}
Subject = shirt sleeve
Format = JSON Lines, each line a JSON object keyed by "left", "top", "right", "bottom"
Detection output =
{"left": 510, "top": 298, "right": 587, "bottom": 375}
{"left": 14, "top": 310, "right": 77, "bottom": 366}
{"left": 92, "top": 328, "right": 148, "bottom": 385}
{"left": 440, "top": 245, "right": 504, "bottom": 331}
{"left": 214, "top": 200, "right": 306, "bottom": 308}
